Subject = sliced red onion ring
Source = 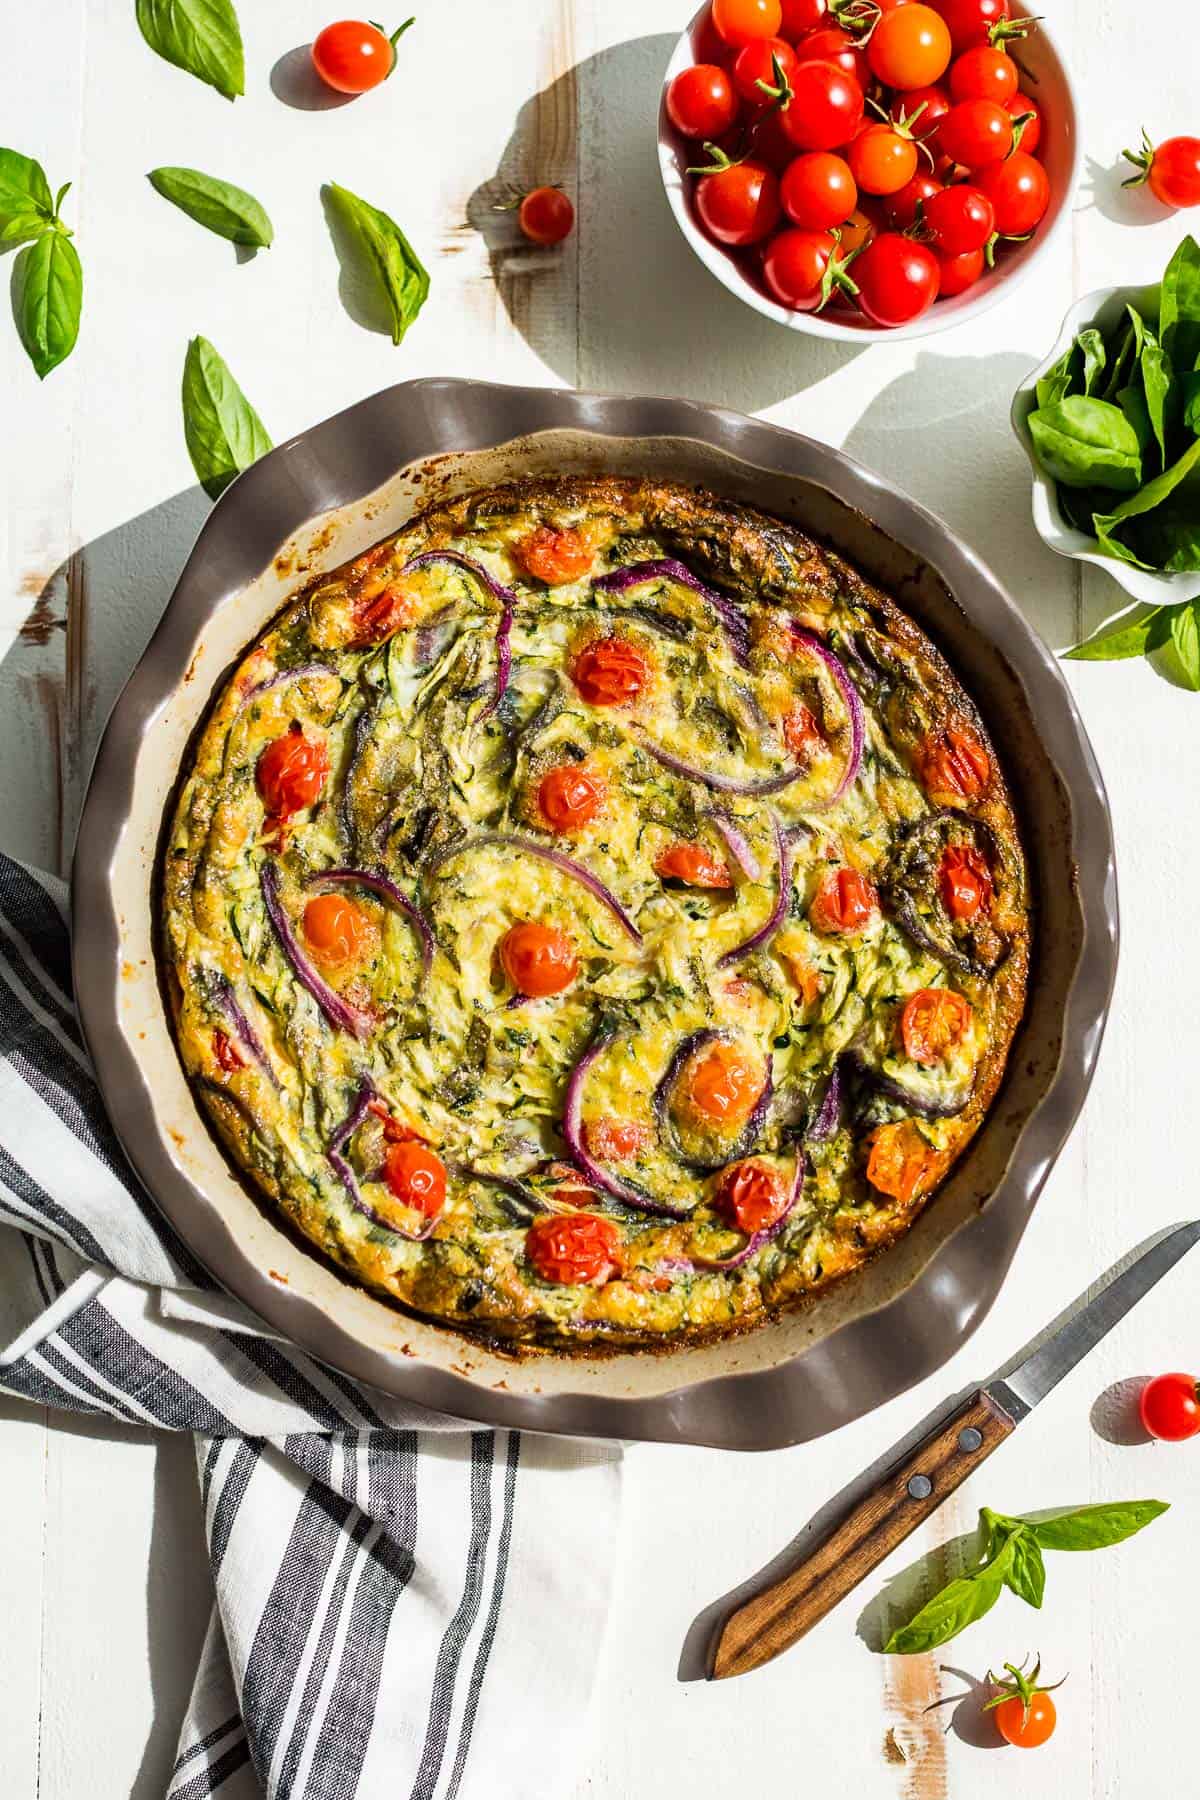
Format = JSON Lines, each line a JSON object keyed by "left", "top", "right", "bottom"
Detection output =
{"left": 340, "top": 703, "right": 377, "bottom": 848}
{"left": 211, "top": 972, "right": 279, "bottom": 1088}
{"left": 562, "top": 1032, "right": 690, "bottom": 1218}
{"left": 718, "top": 812, "right": 791, "bottom": 968}
{"left": 260, "top": 862, "right": 374, "bottom": 1040}
{"left": 425, "top": 834, "right": 643, "bottom": 944}
{"left": 652, "top": 1029, "right": 773, "bottom": 1171}
{"left": 328, "top": 1079, "right": 436, "bottom": 1240}
{"left": 306, "top": 866, "right": 435, "bottom": 978}
{"left": 239, "top": 661, "right": 338, "bottom": 713}
{"left": 403, "top": 551, "right": 516, "bottom": 720}
{"left": 706, "top": 809, "right": 762, "bottom": 880}
{"left": 448, "top": 1161, "right": 548, "bottom": 1218}
{"left": 690, "top": 1149, "right": 806, "bottom": 1272}
{"left": 789, "top": 628, "right": 865, "bottom": 809}
{"left": 806, "top": 1062, "right": 843, "bottom": 1142}
{"left": 638, "top": 734, "right": 809, "bottom": 797}
{"left": 847, "top": 1047, "right": 972, "bottom": 1119}
{"left": 592, "top": 560, "right": 751, "bottom": 666}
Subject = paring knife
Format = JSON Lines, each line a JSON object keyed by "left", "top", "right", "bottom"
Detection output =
{"left": 710, "top": 1219, "right": 1200, "bottom": 1681}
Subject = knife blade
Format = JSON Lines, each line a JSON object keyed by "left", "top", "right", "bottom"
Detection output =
{"left": 710, "top": 1220, "right": 1200, "bottom": 1681}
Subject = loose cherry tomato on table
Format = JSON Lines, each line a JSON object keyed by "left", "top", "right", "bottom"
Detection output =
{"left": 868, "top": 4, "right": 952, "bottom": 90}
{"left": 717, "top": 1158, "right": 791, "bottom": 1232}
{"left": 780, "top": 60, "right": 865, "bottom": 151}
{"left": 936, "top": 0, "right": 1012, "bottom": 54}
{"left": 537, "top": 763, "right": 608, "bottom": 832}
{"left": 712, "top": 0, "right": 784, "bottom": 48}
{"left": 781, "top": 151, "right": 858, "bottom": 228}
{"left": 793, "top": 25, "right": 870, "bottom": 90}
{"left": 311, "top": 17, "right": 413, "bottom": 94}
{"left": 654, "top": 842, "right": 734, "bottom": 887}
{"left": 918, "top": 722, "right": 991, "bottom": 804}
{"left": 518, "top": 524, "right": 592, "bottom": 582}
{"left": 948, "top": 43, "right": 1019, "bottom": 105}
{"left": 733, "top": 36, "right": 799, "bottom": 105}
{"left": 1123, "top": 132, "right": 1200, "bottom": 209}
{"left": 1139, "top": 1371, "right": 1200, "bottom": 1441}
{"left": 303, "top": 893, "right": 373, "bottom": 967}
{"left": 583, "top": 1118, "right": 649, "bottom": 1163}
{"left": 849, "top": 124, "right": 919, "bottom": 197}
{"left": 682, "top": 1039, "right": 766, "bottom": 1125}
{"left": 498, "top": 922, "right": 579, "bottom": 997}
{"left": 518, "top": 187, "right": 575, "bottom": 245}
{"left": 890, "top": 83, "right": 951, "bottom": 149}
{"left": 900, "top": 987, "right": 973, "bottom": 1064}
{"left": 885, "top": 170, "right": 942, "bottom": 229}
{"left": 810, "top": 866, "right": 878, "bottom": 933}
{"left": 866, "top": 1120, "right": 932, "bottom": 1203}
{"left": 383, "top": 1141, "right": 447, "bottom": 1218}
{"left": 924, "top": 182, "right": 995, "bottom": 252}
{"left": 937, "top": 98, "right": 1014, "bottom": 167}
{"left": 762, "top": 225, "right": 857, "bottom": 310}
{"left": 978, "top": 149, "right": 1050, "bottom": 234}
{"left": 853, "top": 232, "right": 941, "bottom": 325}
{"left": 695, "top": 154, "right": 783, "bottom": 243}
{"left": 940, "top": 843, "right": 992, "bottom": 917}
{"left": 985, "top": 1659, "right": 1066, "bottom": 1751}
{"left": 256, "top": 729, "right": 330, "bottom": 824}
{"left": 667, "top": 64, "right": 740, "bottom": 138}
{"left": 526, "top": 1213, "right": 622, "bottom": 1285}
{"left": 935, "top": 247, "right": 984, "bottom": 294}
{"left": 572, "top": 636, "right": 651, "bottom": 705}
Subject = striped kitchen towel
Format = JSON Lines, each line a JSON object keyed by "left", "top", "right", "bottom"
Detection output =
{"left": 0, "top": 853, "right": 620, "bottom": 1800}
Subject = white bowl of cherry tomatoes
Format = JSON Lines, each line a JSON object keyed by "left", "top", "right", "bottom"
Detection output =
{"left": 659, "top": 0, "right": 1080, "bottom": 338}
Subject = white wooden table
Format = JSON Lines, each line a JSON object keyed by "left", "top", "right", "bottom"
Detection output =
{"left": 3, "top": 2, "right": 1200, "bottom": 1795}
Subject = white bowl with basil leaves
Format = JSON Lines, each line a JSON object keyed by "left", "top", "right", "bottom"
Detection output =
{"left": 1012, "top": 238, "right": 1200, "bottom": 615}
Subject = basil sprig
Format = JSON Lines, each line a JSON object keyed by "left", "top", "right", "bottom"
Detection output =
{"left": 149, "top": 166, "right": 273, "bottom": 247}
{"left": 323, "top": 181, "right": 430, "bottom": 346}
{"left": 182, "top": 336, "right": 272, "bottom": 499}
{"left": 136, "top": 0, "right": 245, "bottom": 100}
{"left": 1, "top": 149, "right": 82, "bottom": 379}
{"left": 883, "top": 1498, "right": 1168, "bottom": 1656}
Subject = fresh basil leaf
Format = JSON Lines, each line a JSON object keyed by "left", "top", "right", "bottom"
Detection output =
{"left": 148, "top": 166, "right": 272, "bottom": 247}
{"left": 1065, "top": 608, "right": 1167, "bottom": 661}
{"left": 136, "top": 0, "right": 244, "bottom": 100}
{"left": 1026, "top": 1499, "right": 1169, "bottom": 1552}
{"left": 883, "top": 1530, "right": 1016, "bottom": 1656}
{"left": 1170, "top": 601, "right": 1200, "bottom": 691}
{"left": 1160, "top": 234, "right": 1200, "bottom": 382}
{"left": 1116, "top": 383, "right": 1153, "bottom": 456}
{"left": 1078, "top": 327, "right": 1107, "bottom": 395}
{"left": 181, "top": 335, "right": 271, "bottom": 499}
{"left": 1028, "top": 396, "right": 1144, "bottom": 492}
{"left": 1094, "top": 436, "right": 1200, "bottom": 573}
{"left": 12, "top": 227, "right": 82, "bottom": 379}
{"left": 323, "top": 181, "right": 430, "bottom": 347}
{"left": 1035, "top": 343, "right": 1079, "bottom": 410}
{"left": 1004, "top": 1532, "right": 1046, "bottom": 1609}
{"left": 0, "top": 147, "right": 53, "bottom": 229}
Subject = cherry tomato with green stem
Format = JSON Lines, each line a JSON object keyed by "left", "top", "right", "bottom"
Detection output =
{"left": 311, "top": 17, "right": 414, "bottom": 94}
{"left": 750, "top": 104, "right": 803, "bottom": 169}
{"left": 924, "top": 181, "right": 994, "bottom": 250}
{"left": 853, "top": 231, "right": 940, "bottom": 325}
{"left": 712, "top": 0, "right": 784, "bottom": 48}
{"left": 935, "top": 245, "right": 984, "bottom": 294}
{"left": 1139, "top": 1371, "right": 1200, "bottom": 1440}
{"left": 937, "top": 97, "right": 1013, "bottom": 166}
{"left": 949, "top": 42, "right": 1019, "bottom": 104}
{"left": 668, "top": 64, "right": 740, "bottom": 138}
{"left": 985, "top": 1659, "right": 1066, "bottom": 1751}
{"left": 1123, "top": 132, "right": 1200, "bottom": 209}
{"left": 518, "top": 187, "right": 575, "bottom": 245}
{"left": 794, "top": 24, "right": 870, "bottom": 89}
{"left": 977, "top": 148, "right": 1049, "bottom": 233}
{"left": 1005, "top": 91, "right": 1041, "bottom": 153}
{"left": 936, "top": 0, "right": 1011, "bottom": 53}
{"left": 762, "top": 225, "right": 858, "bottom": 309}
{"left": 849, "top": 123, "right": 919, "bottom": 196}
{"left": 869, "top": 4, "right": 952, "bottom": 90}
{"left": 890, "top": 82, "right": 951, "bottom": 149}
{"left": 733, "top": 36, "right": 799, "bottom": 105}
{"left": 781, "top": 151, "right": 858, "bottom": 227}
{"left": 780, "top": 59, "right": 865, "bottom": 150}
{"left": 695, "top": 153, "right": 783, "bottom": 243}
{"left": 885, "top": 169, "right": 942, "bottom": 227}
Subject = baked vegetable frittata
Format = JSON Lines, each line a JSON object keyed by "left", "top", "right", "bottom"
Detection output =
{"left": 162, "top": 477, "right": 1030, "bottom": 1351}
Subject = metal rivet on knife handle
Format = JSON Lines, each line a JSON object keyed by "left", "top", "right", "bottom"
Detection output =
{"left": 907, "top": 1474, "right": 933, "bottom": 1499}
{"left": 958, "top": 1426, "right": 983, "bottom": 1452}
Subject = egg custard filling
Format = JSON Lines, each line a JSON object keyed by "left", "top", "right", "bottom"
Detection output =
{"left": 161, "top": 477, "right": 1030, "bottom": 1352}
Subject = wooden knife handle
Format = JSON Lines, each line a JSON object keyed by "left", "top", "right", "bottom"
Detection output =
{"left": 710, "top": 1387, "right": 1017, "bottom": 1680}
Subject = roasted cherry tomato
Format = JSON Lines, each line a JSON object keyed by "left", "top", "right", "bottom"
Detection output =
{"left": 935, "top": 246, "right": 985, "bottom": 295}
{"left": 583, "top": 1118, "right": 650, "bottom": 1162}
{"left": 780, "top": 60, "right": 864, "bottom": 151}
{"left": 948, "top": 42, "right": 1019, "bottom": 104}
{"left": 383, "top": 1140, "right": 447, "bottom": 1217}
{"left": 853, "top": 232, "right": 940, "bottom": 325}
{"left": 924, "top": 182, "right": 995, "bottom": 251}
{"left": 212, "top": 1029, "right": 244, "bottom": 1073}
{"left": 936, "top": 0, "right": 1010, "bottom": 53}
{"left": 696, "top": 156, "right": 782, "bottom": 244}
{"left": 498, "top": 922, "right": 579, "bottom": 997}
{"left": 351, "top": 583, "right": 416, "bottom": 643}
{"left": 1139, "top": 1371, "right": 1200, "bottom": 1441}
{"left": 869, "top": 4, "right": 951, "bottom": 89}
{"left": 572, "top": 636, "right": 651, "bottom": 705}
{"left": 684, "top": 1039, "right": 765, "bottom": 1125}
{"left": 986, "top": 1659, "right": 1065, "bottom": 1751}
{"left": 256, "top": 729, "right": 330, "bottom": 823}
{"left": 1124, "top": 132, "right": 1200, "bottom": 208}
{"left": 939, "top": 843, "right": 992, "bottom": 917}
{"left": 866, "top": 1120, "right": 932, "bottom": 1204}
{"left": 793, "top": 25, "right": 869, "bottom": 90}
{"left": 938, "top": 97, "right": 1013, "bottom": 167}
{"left": 733, "top": 35, "right": 799, "bottom": 105}
{"left": 919, "top": 722, "right": 990, "bottom": 802}
{"left": 900, "top": 987, "right": 973, "bottom": 1064}
{"left": 519, "top": 525, "right": 592, "bottom": 583}
{"left": 885, "top": 170, "right": 943, "bottom": 228}
{"left": 537, "top": 763, "right": 607, "bottom": 832}
{"left": 518, "top": 186, "right": 575, "bottom": 245}
{"left": 311, "top": 17, "right": 411, "bottom": 94}
{"left": 783, "top": 702, "right": 825, "bottom": 759}
{"left": 1006, "top": 91, "right": 1042, "bottom": 154}
{"left": 762, "top": 226, "right": 844, "bottom": 309}
{"left": 667, "top": 63, "right": 740, "bottom": 139}
{"left": 526, "top": 1213, "right": 622, "bottom": 1284}
{"left": 717, "top": 1158, "right": 790, "bottom": 1233}
{"left": 780, "top": 151, "right": 857, "bottom": 228}
{"left": 712, "top": 0, "right": 784, "bottom": 48}
{"left": 848, "top": 123, "right": 919, "bottom": 196}
{"left": 891, "top": 82, "right": 951, "bottom": 147}
{"left": 654, "top": 841, "right": 734, "bottom": 887}
{"left": 978, "top": 148, "right": 1050, "bottom": 233}
{"left": 303, "top": 893, "right": 373, "bottom": 967}
{"left": 810, "top": 866, "right": 878, "bottom": 933}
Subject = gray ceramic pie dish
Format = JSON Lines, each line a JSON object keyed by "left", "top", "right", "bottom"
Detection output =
{"left": 71, "top": 379, "right": 1118, "bottom": 1451}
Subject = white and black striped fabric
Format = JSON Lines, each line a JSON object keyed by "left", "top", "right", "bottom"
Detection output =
{"left": 0, "top": 854, "right": 620, "bottom": 1800}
